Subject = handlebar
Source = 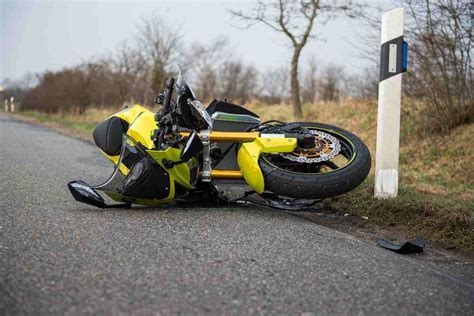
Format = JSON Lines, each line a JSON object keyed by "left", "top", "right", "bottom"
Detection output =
{"left": 164, "top": 77, "right": 176, "bottom": 111}
{"left": 154, "top": 77, "right": 176, "bottom": 123}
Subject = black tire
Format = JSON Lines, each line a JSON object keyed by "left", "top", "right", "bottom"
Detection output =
{"left": 259, "top": 122, "right": 371, "bottom": 199}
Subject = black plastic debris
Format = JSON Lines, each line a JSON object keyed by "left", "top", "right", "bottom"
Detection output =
{"left": 376, "top": 236, "right": 426, "bottom": 254}
{"left": 242, "top": 194, "right": 318, "bottom": 211}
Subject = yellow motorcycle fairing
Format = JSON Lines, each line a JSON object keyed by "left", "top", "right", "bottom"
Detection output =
{"left": 97, "top": 105, "right": 195, "bottom": 206}
{"left": 102, "top": 105, "right": 155, "bottom": 165}
{"left": 237, "top": 137, "right": 297, "bottom": 194}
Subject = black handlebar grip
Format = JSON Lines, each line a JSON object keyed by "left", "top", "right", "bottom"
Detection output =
{"left": 164, "top": 77, "right": 176, "bottom": 110}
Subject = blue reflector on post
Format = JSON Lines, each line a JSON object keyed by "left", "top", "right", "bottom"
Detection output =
{"left": 401, "top": 41, "right": 408, "bottom": 71}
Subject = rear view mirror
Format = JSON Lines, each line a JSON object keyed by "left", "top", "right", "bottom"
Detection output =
{"left": 180, "top": 131, "right": 204, "bottom": 162}
{"left": 68, "top": 180, "right": 106, "bottom": 208}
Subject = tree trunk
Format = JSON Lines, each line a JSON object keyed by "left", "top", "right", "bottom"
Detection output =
{"left": 79, "top": 103, "right": 86, "bottom": 115}
{"left": 290, "top": 50, "right": 303, "bottom": 118}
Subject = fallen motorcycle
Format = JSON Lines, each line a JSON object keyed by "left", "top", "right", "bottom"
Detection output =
{"left": 68, "top": 67, "right": 371, "bottom": 210}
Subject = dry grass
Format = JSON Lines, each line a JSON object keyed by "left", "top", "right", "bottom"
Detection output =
{"left": 18, "top": 107, "right": 123, "bottom": 142}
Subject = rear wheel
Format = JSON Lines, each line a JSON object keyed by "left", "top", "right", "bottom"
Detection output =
{"left": 259, "top": 122, "right": 371, "bottom": 199}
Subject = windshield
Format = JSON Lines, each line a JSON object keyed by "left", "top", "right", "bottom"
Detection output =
{"left": 176, "top": 66, "right": 196, "bottom": 101}
{"left": 175, "top": 65, "right": 212, "bottom": 129}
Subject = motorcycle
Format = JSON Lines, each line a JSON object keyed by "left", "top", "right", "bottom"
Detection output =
{"left": 68, "top": 67, "right": 371, "bottom": 210}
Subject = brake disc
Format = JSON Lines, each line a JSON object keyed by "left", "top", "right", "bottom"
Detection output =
{"left": 281, "top": 130, "right": 341, "bottom": 163}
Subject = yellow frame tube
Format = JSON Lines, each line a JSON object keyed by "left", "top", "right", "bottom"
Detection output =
{"left": 207, "top": 170, "right": 243, "bottom": 179}
{"left": 180, "top": 131, "right": 259, "bottom": 142}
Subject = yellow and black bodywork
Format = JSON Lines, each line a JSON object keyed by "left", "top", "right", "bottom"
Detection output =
{"left": 91, "top": 105, "right": 297, "bottom": 206}
{"left": 68, "top": 67, "right": 371, "bottom": 210}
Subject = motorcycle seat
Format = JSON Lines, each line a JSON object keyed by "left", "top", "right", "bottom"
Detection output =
{"left": 93, "top": 116, "right": 129, "bottom": 156}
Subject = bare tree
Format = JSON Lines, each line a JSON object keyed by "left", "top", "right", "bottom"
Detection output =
{"left": 317, "top": 64, "right": 345, "bottom": 102}
{"left": 136, "top": 14, "right": 182, "bottom": 97}
{"left": 219, "top": 60, "right": 258, "bottom": 103}
{"left": 183, "top": 37, "right": 259, "bottom": 103}
{"left": 231, "top": 0, "right": 364, "bottom": 117}
{"left": 404, "top": 0, "right": 472, "bottom": 132}
{"left": 1, "top": 73, "right": 38, "bottom": 107}
{"left": 261, "top": 66, "right": 290, "bottom": 103}
{"left": 21, "top": 13, "right": 185, "bottom": 112}
{"left": 111, "top": 41, "right": 150, "bottom": 104}
{"left": 301, "top": 55, "right": 318, "bottom": 103}
{"left": 184, "top": 37, "right": 233, "bottom": 101}
{"left": 345, "top": 66, "right": 378, "bottom": 99}
{"left": 353, "top": 1, "right": 472, "bottom": 132}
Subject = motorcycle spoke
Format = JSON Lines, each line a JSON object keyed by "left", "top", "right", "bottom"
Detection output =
{"left": 323, "top": 160, "right": 340, "bottom": 170}
{"left": 340, "top": 147, "right": 352, "bottom": 159}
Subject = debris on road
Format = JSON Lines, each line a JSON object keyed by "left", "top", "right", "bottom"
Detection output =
{"left": 376, "top": 236, "right": 426, "bottom": 254}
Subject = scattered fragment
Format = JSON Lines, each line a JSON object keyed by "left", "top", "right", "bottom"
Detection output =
{"left": 361, "top": 216, "right": 369, "bottom": 220}
{"left": 344, "top": 213, "right": 349, "bottom": 217}
{"left": 376, "top": 236, "right": 426, "bottom": 254}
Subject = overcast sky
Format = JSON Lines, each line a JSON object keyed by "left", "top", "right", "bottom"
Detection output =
{"left": 1, "top": 0, "right": 393, "bottom": 82}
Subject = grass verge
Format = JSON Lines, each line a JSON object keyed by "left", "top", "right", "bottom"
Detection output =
{"left": 9, "top": 109, "right": 113, "bottom": 142}
{"left": 325, "top": 179, "right": 473, "bottom": 252}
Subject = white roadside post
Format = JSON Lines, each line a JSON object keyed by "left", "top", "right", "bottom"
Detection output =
{"left": 375, "top": 8, "right": 408, "bottom": 198}
{"left": 0, "top": 86, "right": 4, "bottom": 112}
{"left": 10, "top": 96, "right": 15, "bottom": 112}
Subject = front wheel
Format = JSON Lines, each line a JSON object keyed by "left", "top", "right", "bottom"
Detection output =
{"left": 259, "top": 122, "right": 371, "bottom": 199}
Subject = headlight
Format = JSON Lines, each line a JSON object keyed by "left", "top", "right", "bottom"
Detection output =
{"left": 189, "top": 100, "right": 213, "bottom": 129}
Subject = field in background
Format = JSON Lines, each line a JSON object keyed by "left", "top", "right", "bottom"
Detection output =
{"left": 10, "top": 99, "right": 474, "bottom": 252}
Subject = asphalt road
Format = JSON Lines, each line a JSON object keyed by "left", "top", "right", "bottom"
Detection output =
{"left": 1, "top": 114, "right": 473, "bottom": 315}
